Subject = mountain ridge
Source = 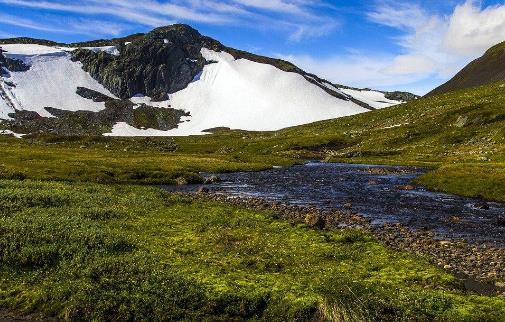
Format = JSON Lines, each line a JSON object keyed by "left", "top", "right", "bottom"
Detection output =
{"left": 0, "top": 24, "right": 417, "bottom": 136}
{"left": 428, "top": 40, "right": 505, "bottom": 96}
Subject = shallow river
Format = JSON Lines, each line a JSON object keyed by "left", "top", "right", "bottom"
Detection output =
{"left": 164, "top": 162, "right": 505, "bottom": 246}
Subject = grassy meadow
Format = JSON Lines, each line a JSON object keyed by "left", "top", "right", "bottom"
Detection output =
{"left": 2, "top": 81, "right": 505, "bottom": 319}
{"left": 1, "top": 180, "right": 504, "bottom": 321}
{"left": 4, "top": 81, "right": 505, "bottom": 200}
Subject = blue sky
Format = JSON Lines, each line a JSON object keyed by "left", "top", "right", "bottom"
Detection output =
{"left": 1, "top": 0, "right": 505, "bottom": 94}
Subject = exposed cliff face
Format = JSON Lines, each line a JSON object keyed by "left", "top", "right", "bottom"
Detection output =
{"left": 71, "top": 25, "right": 222, "bottom": 101}
{"left": 0, "top": 49, "right": 30, "bottom": 73}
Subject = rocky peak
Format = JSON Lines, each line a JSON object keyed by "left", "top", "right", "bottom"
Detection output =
{"left": 70, "top": 24, "right": 226, "bottom": 101}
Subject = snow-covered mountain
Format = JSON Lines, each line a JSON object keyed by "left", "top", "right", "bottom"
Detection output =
{"left": 0, "top": 25, "right": 416, "bottom": 136}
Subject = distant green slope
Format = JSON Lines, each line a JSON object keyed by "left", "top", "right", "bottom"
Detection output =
{"left": 2, "top": 80, "right": 505, "bottom": 201}
{"left": 265, "top": 81, "right": 505, "bottom": 201}
{"left": 428, "top": 41, "right": 505, "bottom": 96}
{"left": 276, "top": 81, "right": 505, "bottom": 163}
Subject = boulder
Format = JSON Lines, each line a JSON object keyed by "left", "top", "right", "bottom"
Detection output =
{"left": 204, "top": 175, "right": 221, "bottom": 184}
{"left": 304, "top": 213, "right": 325, "bottom": 229}
{"left": 197, "top": 186, "right": 210, "bottom": 194}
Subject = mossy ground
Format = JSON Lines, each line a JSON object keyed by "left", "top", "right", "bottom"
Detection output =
{"left": 0, "top": 135, "right": 295, "bottom": 185}
{"left": 3, "top": 79, "right": 505, "bottom": 201}
{"left": 2, "top": 81, "right": 505, "bottom": 320}
{"left": 1, "top": 180, "right": 504, "bottom": 321}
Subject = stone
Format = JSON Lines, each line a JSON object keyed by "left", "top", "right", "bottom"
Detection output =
{"left": 204, "top": 175, "right": 221, "bottom": 184}
{"left": 474, "top": 202, "right": 490, "bottom": 210}
{"left": 304, "top": 213, "right": 325, "bottom": 229}
{"left": 197, "top": 186, "right": 210, "bottom": 194}
{"left": 175, "top": 177, "right": 188, "bottom": 185}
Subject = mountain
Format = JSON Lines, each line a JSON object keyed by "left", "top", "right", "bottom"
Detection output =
{"left": 428, "top": 41, "right": 505, "bottom": 96}
{"left": 0, "top": 24, "right": 417, "bottom": 136}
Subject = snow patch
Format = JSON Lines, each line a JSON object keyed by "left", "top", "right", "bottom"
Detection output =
{"left": 0, "top": 83, "right": 15, "bottom": 120}
{"left": 340, "top": 88, "right": 400, "bottom": 109}
{"left": 1, "top": 44, "right": 63, "bottom": 57}
{"left": 0, "top": 129, "right": 25, "bottom": 138}
{"left": 165, "top": 48, "right": 368, "bottom": 136}
{"left": 0, "top": 44, "right": 116, "bottom": 118}
{"left": 103, "top": 122, "right": 203, "bottom": 137}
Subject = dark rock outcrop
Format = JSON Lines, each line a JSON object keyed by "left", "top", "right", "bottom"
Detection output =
{"left": 5, "top": 92, "right": 189, "bottom": 136}
{"left": 76, "top": 87, "right": 114, "bottom": 102}
{"left": 0, "top": 48, "right": 30, "bottom": 72}
{"left": 384, "top": 91, "right": 419, "bottom": 102}
{"left": 0, "top": 38, "right": 60, "bottom": 46}
{"left": 70, "top": 25, "right": 222, "bottom": 100}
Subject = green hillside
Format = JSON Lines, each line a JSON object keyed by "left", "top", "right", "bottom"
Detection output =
{"left": 2, "top": 80, "right": 505, "bottom": 202}
{"left": 171, "top": 80, "right": 505, "bottom": 202}
{"left": 428, "top": 41, "right": 505, "bottom": 96}
{"left": 2, "top": 69, "right": 505, "bottom": 322}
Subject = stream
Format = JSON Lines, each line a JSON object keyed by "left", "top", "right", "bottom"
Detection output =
{"left": 163, "top": 162, "right": 505, "bottom": 247}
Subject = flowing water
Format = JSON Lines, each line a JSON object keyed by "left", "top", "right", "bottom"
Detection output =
{"left": 163, "top": 162, "right": 505, "bottom": 246}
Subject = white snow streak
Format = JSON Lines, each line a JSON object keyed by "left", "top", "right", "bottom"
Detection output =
{"left": 0, "top": 129, "right": 25, "bottom": 138}
{"left": 103, "top": 122, "right": 201, "bottom": 137}
{"left": 340, "top": 88, "right": 400, "bottom": 109}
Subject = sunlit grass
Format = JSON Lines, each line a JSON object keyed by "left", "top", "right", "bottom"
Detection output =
{"left": 1, "top": 180, "right": 504, "bottom": 321}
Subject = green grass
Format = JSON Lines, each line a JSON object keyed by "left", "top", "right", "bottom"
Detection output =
{"left": 5, "top": 80, "right": 505, "bottom": 201}
{"left": 280, "top": 81, "right": 505, "bottom": 202}
{"left": 1, "top": 180, "right": 504, "bottom": 321}
{"left": 2, "top": 75, "right": 505, "bottom": 321}
{"left": 0, "top": 135, "right": 295, "bottom": 185}
{"left": 4, "top": 82, "right": 505, "bottom": 201}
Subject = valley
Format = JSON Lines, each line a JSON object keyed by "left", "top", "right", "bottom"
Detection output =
{"left": 1, "top": 22, "right": 505, "bottom": 322}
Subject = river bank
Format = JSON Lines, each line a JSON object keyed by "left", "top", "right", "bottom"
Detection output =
{"left": 183, "top": 191, "right": 505, "bottom": 296}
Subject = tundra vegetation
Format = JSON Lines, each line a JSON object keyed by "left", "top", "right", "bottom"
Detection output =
{"left": 2, "top": 81, "right": 505, "bottom": 320}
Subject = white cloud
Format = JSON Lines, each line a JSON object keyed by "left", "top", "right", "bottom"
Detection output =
{"left": 287, "top": 0, "right": 505, "bottom": 95}
{"left": 280, "top": 52, "right": 432, "bottom": 93}
{"left": 444, "top": 0, "right": 505, "bottom": 55}
{"left": 368, "top": 0, "right": 505, "bottom": 86}
{"left": 384, "top": 55, "right": 437, "bottom": 75}
{"left": 0, "top": 0, "right": 338, "bottom": 41}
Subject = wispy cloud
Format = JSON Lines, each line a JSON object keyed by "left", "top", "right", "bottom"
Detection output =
{"left": 285, "top": 0, "right": 505, "bottom": 94}
{"left": 0, "top": 12, "right": 70, "bottom": 34}
{"left": 0, "top": 0, "right": 339, "bottom": 41}
{"left": 368, "top": 0, "right": 505, "bottom": 78}
{"left": 0, "top": 11, "right": 129, "bottom": 37}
